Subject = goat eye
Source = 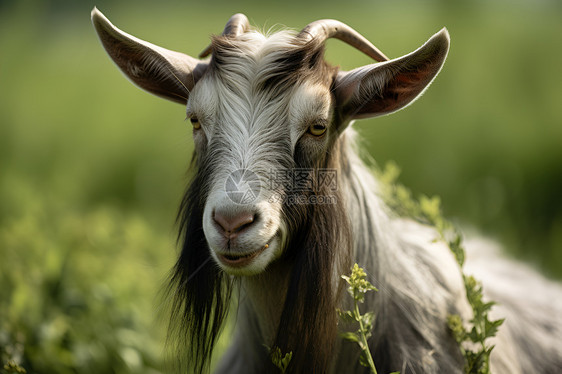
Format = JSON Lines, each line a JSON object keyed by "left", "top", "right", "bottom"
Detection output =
{"left": 308, "top": 123, "right": 327, "bottom": 136}
{"left": 190, "top": 117, "right": 201, "bottom": 130}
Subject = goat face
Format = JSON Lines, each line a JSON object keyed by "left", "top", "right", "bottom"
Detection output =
{"left": 92, "top": 9, "right": 450, "bottom": 276}
{"left": 189, "top": 32, "right": 343, "bottom": 275}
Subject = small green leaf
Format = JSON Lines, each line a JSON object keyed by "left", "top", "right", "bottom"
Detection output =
{"left": 269, "top": 346, "right": 293, "bottom": 373}
{"left": 337, "top": 309, "right": 356, "bottom": 324}
{"left": 281, "top": 351, "right": 293, "bottom": 369}
{"left": 3, "top": 361, "right": 27, "bottom": 374}
{"left": 484, "top": 318, "right": 504, "bottom": 338}
{"left": 359, "top": 351, "right": 370, "bottom": 367}
{"left": 447, "top": 314, "right": 466, "bottom": 343}
{"left": 481, "top": 301, "right": 496, "bottom": 313}
{"left": 467, "top": 326, "right": 480, "bottom": 343}
{"left": 362, "top": 312, "right": 376, "bottom": 332}
{"left": 448, "top": 234, "right": 465, "bottom": 267}
{"left": 340, "top": 331, "right": 361, "bottom": 344}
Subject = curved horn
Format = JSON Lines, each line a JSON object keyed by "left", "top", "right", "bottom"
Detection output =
{"left": 199, "top": 13, "right": 250, "bottom": 58}
{"left": 222, "top": 13, "right": 250, "bottom": 38}
{"left": 298, "top": 20, "right": 389, "bottom": 62}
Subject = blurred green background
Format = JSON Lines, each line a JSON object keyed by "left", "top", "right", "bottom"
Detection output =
{"left": 1, "top": 0, "right": 561, "bottom": 372}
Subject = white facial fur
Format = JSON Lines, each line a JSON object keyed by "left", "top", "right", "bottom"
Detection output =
{"left": 187, "top": 32, "right": 334, "bottom": 275}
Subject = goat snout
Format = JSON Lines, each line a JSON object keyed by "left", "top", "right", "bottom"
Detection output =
{"left": 213, "top": 209, "right": 256, "bottom": 239}
{"left": 203, "top": 197, "right": 282, "bottom": 274}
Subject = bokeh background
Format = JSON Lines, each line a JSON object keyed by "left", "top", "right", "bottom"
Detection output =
{"left": 1, "top": 0, "right": 561, "bottom": 372}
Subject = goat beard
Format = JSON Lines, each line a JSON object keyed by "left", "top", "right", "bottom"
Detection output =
{"left": 271, "top": 144, "right": 353, "bottom": 373}
{"left": 168, "top": 158, "right": 234, "bottom": 374}
{"left": 266, "top": 197, "right": 350, "bottom": 372}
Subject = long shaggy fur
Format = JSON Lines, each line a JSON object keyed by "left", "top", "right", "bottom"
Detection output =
{"left": 167, "top": 155, "right": 234, "bottom": 374}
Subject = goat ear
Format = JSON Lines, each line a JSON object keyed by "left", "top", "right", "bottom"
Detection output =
{"left": 334, "top": 28, "right": 449, "bottom": 120}
{"left": 91, "top": 8, "right": 207, "bottom": 105}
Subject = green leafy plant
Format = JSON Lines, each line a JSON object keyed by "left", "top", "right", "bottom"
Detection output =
{"left": 337, "top": 263, "right": 380, "bottom": 374}
{"left": 0, "top": 196, "right": 172, "bottom": 374}
{"left": 269, "top": 347, "right": 292, "bottom": 374}
{"left": 447, "top": 277, "right": 504, "bottom": 374}
{"left": 2, "top": 361, "right": 26, "bottom": 374}
{"left": 377, "top": 161, "right": 504, "bottom": 374}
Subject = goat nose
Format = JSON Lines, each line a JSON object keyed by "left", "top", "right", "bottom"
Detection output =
{"left": 213, "top": 210, "right": 255, "bottom": 238}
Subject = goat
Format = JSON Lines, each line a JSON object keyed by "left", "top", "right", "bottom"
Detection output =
{"left": 92, "top": 8, "right": 562, "bottom": 373}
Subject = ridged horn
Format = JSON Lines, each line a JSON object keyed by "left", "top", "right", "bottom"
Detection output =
{"left": 298, "top": 19, "right": 389, "bottom": 62}
{"left": 199, "top": 13, "right": 250, "bottom": 58}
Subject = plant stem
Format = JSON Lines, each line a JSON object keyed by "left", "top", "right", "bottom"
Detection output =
{"left": 355, "top": 301, "right": 377, "bottom": 374}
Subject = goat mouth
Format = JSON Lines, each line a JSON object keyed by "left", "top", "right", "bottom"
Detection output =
{"left": 216, "top": 244, "right": 269, "bottom": 268}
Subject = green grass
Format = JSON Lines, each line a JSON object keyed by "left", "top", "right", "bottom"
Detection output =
{"left": 1, "top": 0, "right": 561, "bottom": 372}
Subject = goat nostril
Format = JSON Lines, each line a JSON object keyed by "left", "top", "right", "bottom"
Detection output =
{"left": 213, "top": 210, "right": 255, "bottom": 236}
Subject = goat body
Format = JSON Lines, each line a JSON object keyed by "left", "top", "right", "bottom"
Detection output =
{"left": 92, "top": 9, "right": 562, "bottom": 373}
